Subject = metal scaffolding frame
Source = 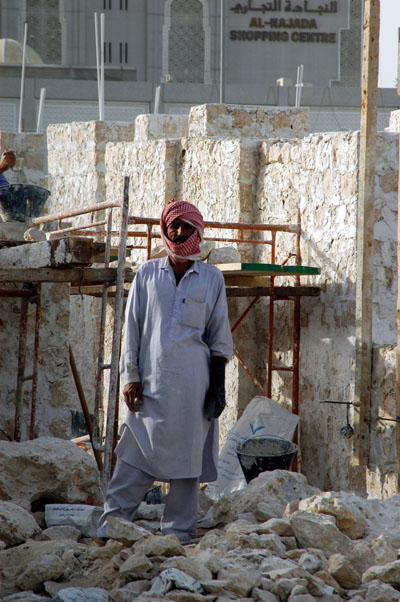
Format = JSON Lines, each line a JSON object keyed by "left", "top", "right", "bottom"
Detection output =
{"left": 2, "top": 179, "right": 319, "bottom": 484}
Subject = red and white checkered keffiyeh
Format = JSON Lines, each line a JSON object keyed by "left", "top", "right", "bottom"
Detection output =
{"left": 160, "top": 199, "right": 204, "bottom": 262}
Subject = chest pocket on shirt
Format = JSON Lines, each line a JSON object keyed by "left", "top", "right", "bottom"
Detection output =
{"left": 181, "top": 298, "right": 206, "bottom": 330}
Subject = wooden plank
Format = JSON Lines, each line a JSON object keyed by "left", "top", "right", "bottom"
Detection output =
{"left": 223, "top": 275, "right": 271, "bottom": 287}
{"left": 0, "top": 266, "right": 136, "bottom": 283}
{"left": 226, "top": 286, "right": 320, "bottom": 298}
{"left": 217, "top": 262, "right": 321, "bottom": 276}
{"left": 352, "top": 0, "right": 380, "bottom": 478}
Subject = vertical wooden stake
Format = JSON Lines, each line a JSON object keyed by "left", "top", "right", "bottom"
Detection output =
{"left": 352, "top": 0, "right": 380, "bottom": 477}
{"left": 396, "top": 139, "right": 400, "bottom": 492}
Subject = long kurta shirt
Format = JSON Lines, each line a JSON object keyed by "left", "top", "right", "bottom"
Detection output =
{"left": 117, "top": 256, "right": 233, "bottom": 482}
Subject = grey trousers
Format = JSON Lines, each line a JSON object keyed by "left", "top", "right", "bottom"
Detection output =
{"left": 98, "top": 457, "right": 199, "bottom": 542}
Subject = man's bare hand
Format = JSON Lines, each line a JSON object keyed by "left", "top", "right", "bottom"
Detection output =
{"left": 123, "top": 382, "right": 143, "bottom": 413}
{"left": 0, "top": 150, "right": 16, "bottom": 174}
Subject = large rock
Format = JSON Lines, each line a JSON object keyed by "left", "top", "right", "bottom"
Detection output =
{"left": 362, "top": 559, "right": 400, "bottom": 587}
{"left": 0, "top": 438, "right": 101, "bottom": 510}
{"left": 364, "top": 579, "right": 400, "bottom": 601}
{"left": 349, "top": 535, "right": 398, "bottom": 575}
{"left": 160, "top": 556, "right": 213, "bottom": 582}
{"left": 328, "top": 553, "right": 361, "bottom": 589}
{"left": 106, "top": 516, "right": 152, "bottom": 544}
{"left": 218, "top": 563, "right": 262, "bottom": 597}
{"left": 0, "top": 501, "right": 41, "bottom": 546}
{"left": 298, "top": 492, "right": 367, "bottom": 539}
{"left": 289, "top": 511, "right": 354, "bottom": 558}
{"left": 0, "top": 539, "right": 86, "bottom": 595}
{"left": 51, "top": 588, "right": 110, "bottom": 602}
{"left": 134, "top": 534, "right": 186, "bottom": 557}
{"left": 229, "top": 470, "right": 319, "bottom": 517}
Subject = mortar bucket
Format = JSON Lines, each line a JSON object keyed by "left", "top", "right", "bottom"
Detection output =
{"left": 236, "top": 435, "right": 298, "bottom": 484}
{"left": 0, "top": 184, "right": 50, "bottom": 221}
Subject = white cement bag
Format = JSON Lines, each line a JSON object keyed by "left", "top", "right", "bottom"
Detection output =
{"left": 206, "top": 395, "right": 299, "bottom": 500}
{"left": 45, "top": 504, "right": 103, "bottom": 538}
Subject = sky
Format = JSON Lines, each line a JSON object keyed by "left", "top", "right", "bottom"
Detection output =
{"left": 379, "top": 0, "right": 400, "bottom": 88}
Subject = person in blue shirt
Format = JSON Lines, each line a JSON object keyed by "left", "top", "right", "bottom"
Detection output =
{"left": 0, "top": 150, "right": 16, "bottom": 186}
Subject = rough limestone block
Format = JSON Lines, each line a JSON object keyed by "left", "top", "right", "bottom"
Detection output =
{"left": 207, "top": 246, "right": 241, "bottom": 264}
{"left": 41, "top": 526, "right": 81, "bottom": 542}
{"left": 134, "top": 534, "right": 186, "bottom": 557}
{"left": 112, "top": 581, "right": 149, "bottom": 601}
{"left": 0, "top": 438, "right": 101, "bottom": 511}
{"left": 349, "top": 535, "right": 398, "bottom": 576}
{"left": 188, "top": 104, "right": 309, "bottom": 139}
{"left": 230, "top": 470, "right": 319, "bottom": 517}
{"left": 362, "top": 559, "right": 400, "bottom": 587}
{"left": 160, "top": 556, "right": 212, "bottom": 582}
{"left": 364, "top": 579, "right": 400, "bottom": 601}
{"left": 106, "top": 516, "right": 152, "bottom": 544}
{"left": 135, "top": 114, "right": 188, "bottom": 141}
{"left": 218, "top": 564, "right": 262, "bottom": 597}
{"left": 51, "top": 588, "right": 110, "bottom": 602}
{"left": 328, "top": 553, "right": 361, "bottom": 589}
{"left": 0, "top": 238, "right": 95, "bottom": 269}
{"left": 119, "top": 552, "right": 153, "bottom": 578}
{"left": 0, "top": 501, "right": 41, "bottom": 547}
{"left": 289, "top": 511, "right": 354, "bottom": 558}
{"left": 298, "top": 492, "right": 367, "bottom": 539}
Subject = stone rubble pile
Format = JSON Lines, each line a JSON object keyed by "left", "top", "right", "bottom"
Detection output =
{"left": 2, "top": 448, "right": 400, "bottom": 602}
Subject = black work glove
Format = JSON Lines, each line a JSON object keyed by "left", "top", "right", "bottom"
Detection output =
{"left": 204, "top": 356, "right": 226, "bottom": 421}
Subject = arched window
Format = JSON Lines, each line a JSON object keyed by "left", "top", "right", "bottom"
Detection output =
{"left": 163, "top": 0, "right": 211, "bottom": 84}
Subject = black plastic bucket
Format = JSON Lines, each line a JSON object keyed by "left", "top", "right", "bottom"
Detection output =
{"left": 236, "top": 435, "right": 298, "bottom": 483}
{"left": 0, "top": 184, "right": 51, "bottom": 222}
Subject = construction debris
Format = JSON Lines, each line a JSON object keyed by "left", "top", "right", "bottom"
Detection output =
{"left": 2, "top": 465, "right": 400, "bottom": 600}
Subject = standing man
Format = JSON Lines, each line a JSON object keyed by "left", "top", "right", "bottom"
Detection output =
{"left": 98, "top": 199, "right": 233, "bottom": 543}
{"left": 0, "top": 150, "right": 16, "bottom": 185}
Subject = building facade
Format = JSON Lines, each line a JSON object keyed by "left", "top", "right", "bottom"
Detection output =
{"left": 0, "top": 0, "right": 397, "bottom": 132}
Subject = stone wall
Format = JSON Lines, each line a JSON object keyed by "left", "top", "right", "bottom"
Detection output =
{"left": 252, "top": 131, "right": 399, "bottom": 497}
{"left": 47, "top": 121, "right": 135, "bottom": 218}
{"left": 0, "top": 282, "right": 71, "bottom": 441}
{"left": 45, "top": 120, "right": 136, "bottom": 422}
{"left": 102, "top": 106, "right": 399, "bottom": 497}
{"left": 8, "top": 104, "right": 395, "bottom": 497}
{"left": 0, "top": 132, "right": 46, "bottom": 188}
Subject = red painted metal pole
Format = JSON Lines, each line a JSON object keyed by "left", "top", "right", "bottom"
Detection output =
{"left": 29, "top": 284, "right": 41, "bottom": 440}
{"left": 14, "top": 296, "right": 29, "bottom": 441}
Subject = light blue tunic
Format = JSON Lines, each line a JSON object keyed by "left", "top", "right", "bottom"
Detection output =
{"left": 117, "top": 256, "right": 233, "bottom": 482}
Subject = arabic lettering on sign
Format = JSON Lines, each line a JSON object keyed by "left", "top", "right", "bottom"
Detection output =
{"left": 230, "top": 0, "right": 338, "bottom": 14}
{"left": 249, "top": 17, "right": 318, "bottom": 28}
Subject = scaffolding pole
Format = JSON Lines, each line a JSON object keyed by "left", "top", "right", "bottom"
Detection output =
{"left": 352, "top": 0, "right": 380, "bottom": 481}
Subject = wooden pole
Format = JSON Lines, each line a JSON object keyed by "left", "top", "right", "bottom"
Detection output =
{"left": 397, "top": 139, "right": 400, "bottom": 492}
{"left": 69, "top": 345, "right": 103, "bottom": 472}
{"left": 352, "top": 0, "right": 380, "bottom": 478}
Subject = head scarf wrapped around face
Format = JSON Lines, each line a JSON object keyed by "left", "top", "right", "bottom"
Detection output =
{"left": 160, "top": 199, "right": 205, "bottom": 262}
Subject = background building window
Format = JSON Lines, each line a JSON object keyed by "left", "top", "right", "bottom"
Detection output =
{"left": 119, "top": 42, "right": 128, "bottom": 64}
{"left": 104, "top": 42, "right": 112, "bottom": 63}
{"left": 167, "top": 0, "right": 206, "bottom": 84}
